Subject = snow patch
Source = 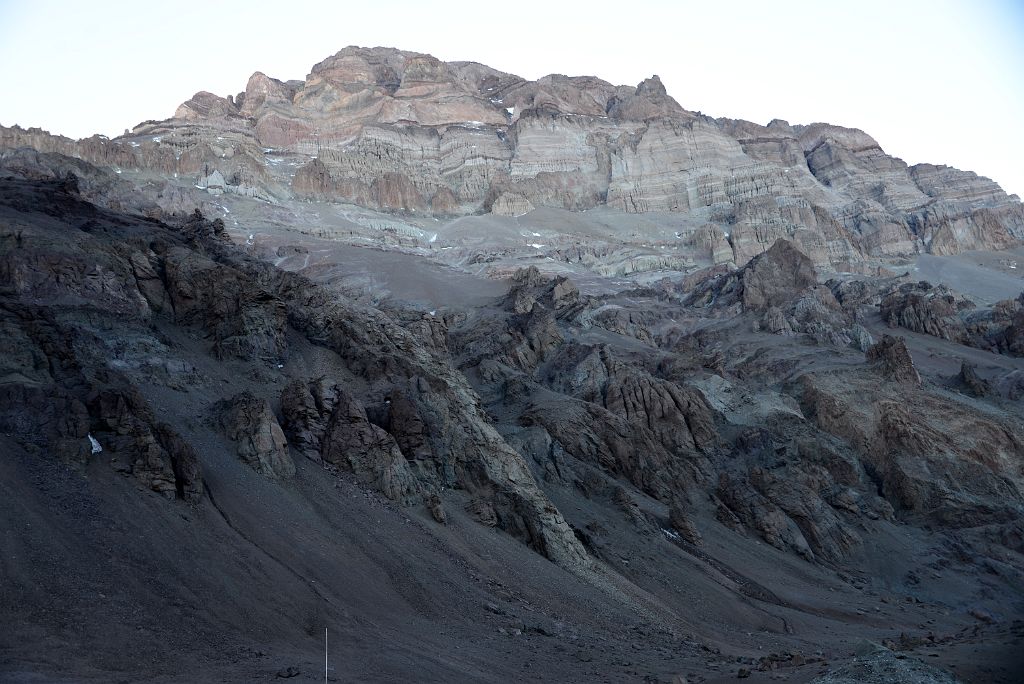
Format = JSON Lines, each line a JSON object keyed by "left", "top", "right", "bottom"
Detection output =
{"left": 661, "top": 528, "right": 680, "bottom": 540}
{"left": 88, "top": 434, "right": 102, "bottom": 454}
{"left": 428, "top": 233, "right": 438, "bottom": 243}
{"left": 528, "top": 243, "right": 545, "bottom": 249}
{"left": 506, "top": 107, "right": 514, "bottom": 115}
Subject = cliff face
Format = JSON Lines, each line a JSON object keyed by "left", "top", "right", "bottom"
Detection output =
{"left": 3, "top": 46, "right": 1022, "bottom": 268}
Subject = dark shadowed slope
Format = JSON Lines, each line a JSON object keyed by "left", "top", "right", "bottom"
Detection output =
{"left": 1, "top": 161, "right": 1023, "bottom": 683}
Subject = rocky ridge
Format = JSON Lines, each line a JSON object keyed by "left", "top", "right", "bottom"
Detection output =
{"left": 3, "top": 45, "right": 1023, "bottom": 272}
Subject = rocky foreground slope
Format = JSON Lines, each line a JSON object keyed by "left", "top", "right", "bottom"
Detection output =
{"left": 1, "top": 146, "right": 1023, "bottom": 682}
{"left": 3, "top": 45, "right": 1023, "bottom": 272}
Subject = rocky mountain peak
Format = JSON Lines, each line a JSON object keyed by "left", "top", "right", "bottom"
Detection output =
{"left": 635, "top": 74, "right": 667, "bottom": 97}
{"left": 2, "top": 44, "right": 1022, "bottom": 271}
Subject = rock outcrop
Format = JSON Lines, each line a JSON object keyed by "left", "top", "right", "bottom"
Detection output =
{"left": 865, "top": 335, "right": 921, "bottom": 385}
{"left": 955, "top": 361, "right": 991, "bottom": 397}
{"left": 280, "top": 378, "right": 420, "bottom": 503}
{"left": 216, "top": 391, "right": 295, "bottom": 479}
{"left": 879, "top": 282, "right": 1024, "bottom": 357}
{"left": 0, "top": 164, "right": 588, "bottom": 567}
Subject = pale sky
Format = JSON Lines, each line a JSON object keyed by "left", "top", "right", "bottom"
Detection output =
{"left": 1, "top": 0, "right": 1021, "bottom": 196}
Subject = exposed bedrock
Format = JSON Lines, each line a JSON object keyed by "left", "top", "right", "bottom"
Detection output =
{"left": 4, "top": 46, "right": 1021, "bottom": 269}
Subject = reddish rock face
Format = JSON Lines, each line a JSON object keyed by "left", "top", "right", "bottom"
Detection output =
{"left": 7, "top": 44, "right": 1020, "bottom": 265}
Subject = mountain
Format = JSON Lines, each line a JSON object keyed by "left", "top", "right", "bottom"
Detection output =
{"left": 3, "top": 46, "right": 1023, "bottom": 272}
{"left": 2, "top": 47, "right": 1024, "bottom": 683}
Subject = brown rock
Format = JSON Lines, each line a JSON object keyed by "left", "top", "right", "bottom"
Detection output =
{"left": 152, "top": 423, "right": 203, "bottom": 504}
{"left": 466, "top": 497, "right": 499, "bottom": 527}
{"left": 956, "top": 362, "right": 991, "bottom": 397}
{"left": 280, "top": 378, "right": 336, "bottom": 463}
{"left": 866, "top": 335, "right": 921, "bottom": 385}
{"left": 668, "top": 501, "right": 703, "bottom": 545}
{"left": 427, "top": 493, "right": 446, "bottom": 524}
{"left": 880, "top": 282, "right": 972, "bottom": 343}
{"left": 741, "top": 240, "right": 819, "bottom": 312}
{"left": 216, "top": 391, "right": 295, "bottom": 479}
{"left": 321, "top": 387, "right": 420, "bottom": 504}
{"left": 384, "top": 386, "right": 435, "bottom": 463}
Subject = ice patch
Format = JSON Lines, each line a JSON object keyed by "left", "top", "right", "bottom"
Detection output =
{"left": 528, "top": 243, "right": 545, "bottom": 249}
{"left": 428, "top": 233, "right": 438, "bottom": 243}
{"left": 531, "top": 231, "right": 541, "bottom": 237}
{"left": 661, "top": 528, "right": 680, "bottom": 540}
{"left": 428, "top": 310, "right": 436, "bottom": 316}
{"left": 88, "top": 434, "right": 102, "bottom": 454}
{"left": 152, "top": 136, "right": 161, "bottom": 143}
